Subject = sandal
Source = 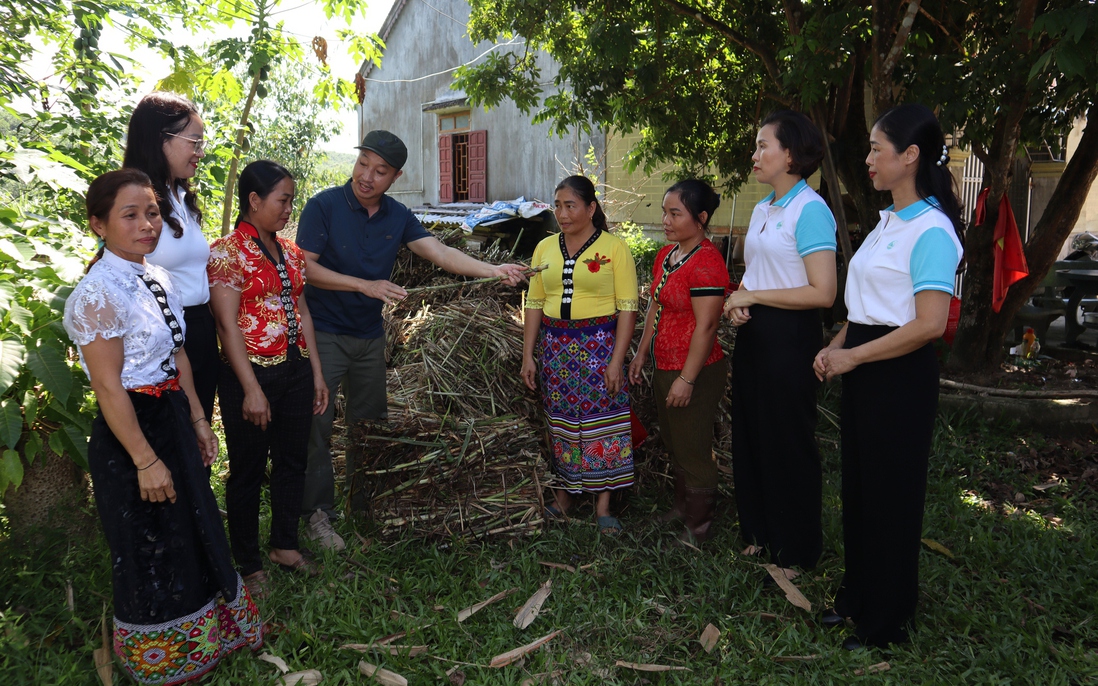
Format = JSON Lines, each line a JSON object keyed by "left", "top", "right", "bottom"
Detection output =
{"left": 243, "top": 570, "right": 270, "bottom": 600}
{"left": 273, "top": 552, "right": 320, "bottom": 577}
{"left": 544, "top": 504, "right": 567, "bottom": 520}
{"left": 596, "top": 515, "right": 622, "bottom": 537}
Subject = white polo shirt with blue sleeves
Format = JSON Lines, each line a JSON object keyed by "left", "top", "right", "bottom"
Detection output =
{"left": 740, "top": 179, "right": 837, "bottom": 291}
{"left": 845, "top": 197, "right": 963, "bottom": 327}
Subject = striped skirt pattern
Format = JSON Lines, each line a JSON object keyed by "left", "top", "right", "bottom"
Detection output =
{"left": 539, "top": 315, "right": 633, "bottom": 492}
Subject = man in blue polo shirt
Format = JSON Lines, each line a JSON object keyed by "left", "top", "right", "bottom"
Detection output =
{"left": 296, "top": 130, "right": 525, "bottom": 548}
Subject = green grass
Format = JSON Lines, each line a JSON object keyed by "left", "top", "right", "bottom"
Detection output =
{"left": 2, "top": 399, "right": 1097, "bottom": 685}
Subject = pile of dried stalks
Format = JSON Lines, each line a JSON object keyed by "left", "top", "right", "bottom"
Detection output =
{"left": 349, "top": 411, "right": 547, "bottom": 540}
{"left": 344, "top": 229, "right": 740, "bottom": 539}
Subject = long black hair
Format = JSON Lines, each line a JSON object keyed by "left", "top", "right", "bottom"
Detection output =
{"left": 85, "top": 168, "right": 158, "bottom": 272}
{"left": 554, "top": 175, "right": 608, "bottom": 231}
{"left": 873, "top": 104, "right": 965, "bottom": 248}
{"left": 665, "top": 179, "right": 721, "bottom": 232}
{"left": 236, "top": 160, "right": 294, "bottom": 229}
{"left": 123, "top": 92, "right": 202, "bottom": 239}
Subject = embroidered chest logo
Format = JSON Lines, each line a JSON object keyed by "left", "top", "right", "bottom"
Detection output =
{"left": 886, "top": 241, "right": 896, "bottom": 250}
{"left": 583, "top": 253, "right": 611, "bottom": 272}
{"left": 775, "top": 221, "right": 783, "bottom": 231}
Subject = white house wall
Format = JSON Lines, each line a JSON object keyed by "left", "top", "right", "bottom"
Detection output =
{"left": 357, "top": 0, "right": 601, "bottom": 206}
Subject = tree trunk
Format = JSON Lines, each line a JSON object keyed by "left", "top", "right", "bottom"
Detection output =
{"left": 949, "top": 112, "right": 1098, "bottom": 372}
{"left": 219, "top": 69, "right": 263, "bottom": 236}
{"left": 947, "top": 0, "right": 1039, "bottom": 373}
{"left": 3, "top": 428, "right": 92, "bottom": 546}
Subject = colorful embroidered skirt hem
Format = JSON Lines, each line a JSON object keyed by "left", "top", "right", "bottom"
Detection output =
{"left": 540, "top": 315, "right": 633, "bottom": 493}
{"left": 114, "top": 576, "right": 263, "bottom": 685}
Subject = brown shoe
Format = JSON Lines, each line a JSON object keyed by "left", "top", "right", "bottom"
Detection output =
{"left": 678, "top": 487, "right": 717, "bottom": 545}
{"left": 656, "top": 467, "right": 687, "bottom": 524}
{"left": 243, "top": 570, "right": 270, "bottom": 600}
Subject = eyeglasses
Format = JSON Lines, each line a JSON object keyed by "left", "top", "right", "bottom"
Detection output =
{"left": 164, "top": 131, "right": 206, "bottom": 155}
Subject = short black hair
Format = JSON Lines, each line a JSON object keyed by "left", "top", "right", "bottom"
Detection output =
{"left": 759, "top": 110, "right": 825, "bottom": 180}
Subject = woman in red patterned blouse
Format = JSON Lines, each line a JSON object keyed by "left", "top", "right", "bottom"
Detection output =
{"left": 629, "top": 180, "right": 730, "bottom": 544}
{"left": 209, "top": 160, "right": 329, "bottom": 598}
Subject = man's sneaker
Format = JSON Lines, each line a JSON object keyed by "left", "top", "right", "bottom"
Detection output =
{"left": 303, "top": 509, "right": 345, "bottom": 551}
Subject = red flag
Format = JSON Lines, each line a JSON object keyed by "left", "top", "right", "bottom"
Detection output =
{"left": 975, "top": 188, "right": 1029, "bottom": 312}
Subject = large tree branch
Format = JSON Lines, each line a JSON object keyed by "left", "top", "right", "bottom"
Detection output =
{"left": 880, "top": 0, "right": 921, "bottom": 80}
{"left": 658, "top": 0, "right": 782, "bottom": 86}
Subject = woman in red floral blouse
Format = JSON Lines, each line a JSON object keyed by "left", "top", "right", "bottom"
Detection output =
{"left": 209, "top": 160, "right": 329, "bottom": 598}
{"left": 629, "top": 179, "right": 729, "bottom": 544}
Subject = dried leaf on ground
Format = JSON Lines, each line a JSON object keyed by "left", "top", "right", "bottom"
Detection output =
{"left": 698, "top": 623, "right": 720, "bottom": 653}
{"left": 773, "top": 654, "right": 820, "bottom": 662}
{"left": 762, "top": 564, "right": 813, "bottom": 612}
{"left": 614, "top": 660, "right": 691, "bottom": 672}
{"left": 341, "top": 643, "right": 428, "bottom": 657}
{"left": 276, "top": 670, "right": 323, "bottom": 685}
{"left": 359, "top": 660, "right": 409, "bottom": 685}
{"left": 514, "top": 579, "right": 552, "bottom": 629}
{"left": 94, "top": 605, "right": 112, "bottom": 686}
{"left": 259, "top": 652, "right": 290, "bottom": 673}
{"left": 920, "top": 538, "right": 955, "bottom": 558}
{"left": 457, "top": 587, "right": 519, "bottom": 622}
{"left": 854, "top": 661, "right": 891, "bottom": 676}
{"left": 447, "top": 668, "right": 466, "bottom": 685}
{"left": 539, "top": 561, "right": 576, "bottom": 573}
{"left": 489, "top": 630, "right": 562, "bottom": 668}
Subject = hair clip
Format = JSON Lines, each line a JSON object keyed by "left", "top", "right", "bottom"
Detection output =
{"left": 936, "top": 144, "right": 949, "bottom": 167}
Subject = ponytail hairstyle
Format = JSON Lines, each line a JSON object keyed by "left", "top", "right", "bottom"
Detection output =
{"left": 872, "top": 103, "right": 965, "bottom": 249}
{"left": 554, "top": 175, "right": 608, "bottom": 231}
{"left": 85, "top": 168, "right": 158, "bottom": 272}
{"left": 759, "top": 109, "right": 825, "bottom": 180}
{"left": 665, "top": 178, "right": 721, "bottom": 233}
{"left": 123, "top": 91, "right": 203, "bottom": 239}
{"left": 236, "top": 160, "right": 294, "bottom": 229}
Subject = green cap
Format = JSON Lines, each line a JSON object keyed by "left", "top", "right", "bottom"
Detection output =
{"left": 356, "top": 130, "right": 408, "bottom": 170}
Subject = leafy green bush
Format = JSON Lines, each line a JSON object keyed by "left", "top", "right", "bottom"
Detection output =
{"left": 614, "top": 221, "right": 661, "bottom": 279}
{"left": 0, "top": 159, "right": 95, "bottom": 493}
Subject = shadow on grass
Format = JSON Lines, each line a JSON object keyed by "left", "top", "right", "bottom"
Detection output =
{"left": 1, "top": 395, "right": 1096, "bottom": 684}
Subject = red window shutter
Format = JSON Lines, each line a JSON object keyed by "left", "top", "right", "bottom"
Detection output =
{"left": 438, "top": 133, "right": 453, "bottom": 203}
{"left": 467, "top": 129, "right": 487, "bottom": 203}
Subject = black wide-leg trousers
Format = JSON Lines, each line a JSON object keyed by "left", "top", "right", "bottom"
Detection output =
{"left": 730, "top": 305, "right": 823, "bottom": 570}
{"left": 835, "top": 323, "right": 938, "bottom": 647}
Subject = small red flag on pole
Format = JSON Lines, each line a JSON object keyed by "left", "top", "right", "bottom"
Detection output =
{"left": 975, "top": 188, "right": 1029, "bottom": 312}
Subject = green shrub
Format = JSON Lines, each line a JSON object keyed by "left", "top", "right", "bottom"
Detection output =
{"left": 614, "top": 221, "right": 660, "bottom": 279}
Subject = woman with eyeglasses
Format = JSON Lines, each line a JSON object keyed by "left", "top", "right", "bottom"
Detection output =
{"left": 124, "top": 92, "right": 219, "bottom": 427}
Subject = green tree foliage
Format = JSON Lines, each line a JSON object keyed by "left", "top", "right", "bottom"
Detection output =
{"left": 455, "top": 0, "right": 1098, "bottom": 372}
{"left": 0, "top": 0, "right": 381, "bottom": 494}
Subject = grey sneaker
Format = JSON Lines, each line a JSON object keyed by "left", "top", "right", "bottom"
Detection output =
{"left": 303, "top": 509, "right": 346, "bottom": 551}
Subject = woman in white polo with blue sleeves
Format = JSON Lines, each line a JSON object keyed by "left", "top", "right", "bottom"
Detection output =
{"left": 813, "top": 104, "right": 964, "bottom": 650}
{"left": 724, "top": 110, "right": 837, "bottom": 583}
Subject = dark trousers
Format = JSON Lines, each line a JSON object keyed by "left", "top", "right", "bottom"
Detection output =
{"left": 653, "top": 360, "right": 728, "bottom": 489}
{"left": 220, "top": 353, "right": 313, "bottom": 576}
{"left": 730, "top": 305, "right": 823, "bottom": 569}
{"left": 835, "top": 323, "right": 938, "bottom": 647}
{"left": 183, "top": 304, "right": 219, "bottom": 423}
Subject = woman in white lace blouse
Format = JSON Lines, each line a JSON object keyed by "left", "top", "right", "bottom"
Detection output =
{"left": 63, "top": 169, "right": 262, "bottom": 684}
